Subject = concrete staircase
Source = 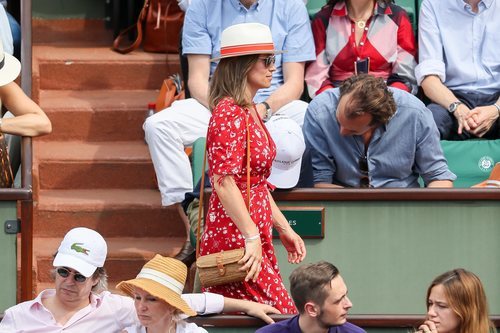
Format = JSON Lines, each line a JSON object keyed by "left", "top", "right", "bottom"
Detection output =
{"left": 29, "top": 19, "right": 186, "bottom": 297}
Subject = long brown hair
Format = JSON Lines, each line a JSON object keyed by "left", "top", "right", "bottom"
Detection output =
{"left": 426, "top": 269, "right": 496, "bottom": 333}
{"left": 208, "top": 54, "right": 260, "bottom": 111}
{"left": 290, "top": 261, "right": 340, "bottom": 314}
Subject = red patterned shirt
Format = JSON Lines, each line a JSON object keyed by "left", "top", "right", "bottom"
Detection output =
{"left": 305, "top": 1, "right": 417, "bottom": 96}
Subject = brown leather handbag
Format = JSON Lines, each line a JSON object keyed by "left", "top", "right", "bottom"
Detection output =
{"left": 112, "top": 0, "right": 184, "bottom": 54}
{"left": 0, "top": 134, "right": 14, "bottom": 188}
{"left": 195, "top": 113, "right": 252, "bottom": 288}
{"left": 155, "top": 74, "right": 185, "bottom": 112}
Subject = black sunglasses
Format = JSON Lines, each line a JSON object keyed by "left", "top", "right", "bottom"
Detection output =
{"left": 259, "top": 55, "right": 276, "bottom": 68}
{"left": 359, "top": 156, "right": 370, "bottom": 188}
{"left": 56, "top": 267, "right": 88, "bottom": 283}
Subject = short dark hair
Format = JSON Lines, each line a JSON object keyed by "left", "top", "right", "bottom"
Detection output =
{"left": 339, "top": 74, "right": 397, "bottom": 126}
{"left": 290, "top": 261, "right": 339, "bottom": 313}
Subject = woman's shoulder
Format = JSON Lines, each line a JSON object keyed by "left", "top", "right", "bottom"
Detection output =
{"left": 212, "top": 97, "right": 249, "bottom": 121}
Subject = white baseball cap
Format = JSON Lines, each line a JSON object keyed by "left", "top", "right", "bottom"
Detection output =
{"left": 267, "top": 115, "right": 305, "bottom": 189}
{"left": 0, "top": 41, "right": 20, "bottom": 87}
{"left": 53, "top": 227, "right": 108, "bottom": 277}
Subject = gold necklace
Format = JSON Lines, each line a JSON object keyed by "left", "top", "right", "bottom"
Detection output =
{"left": 355, "top": 20, "right": 367, "bottom": 29}
{"left": 348, "top": 5, "right": 373, "bottom": 29}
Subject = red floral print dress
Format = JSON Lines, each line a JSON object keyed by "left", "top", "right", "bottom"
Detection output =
{"left": 200, "top": 97, "right": 296, "bottom": 314}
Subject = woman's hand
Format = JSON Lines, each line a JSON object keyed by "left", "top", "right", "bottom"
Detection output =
{"left": 278, "top": 227, "right": 306, "bottom": 264}
{"left": 417, "top": 320, "right": 438, "bottom": 333}
{"left": 238, "top": 236, "right": 263, "bottom": 282}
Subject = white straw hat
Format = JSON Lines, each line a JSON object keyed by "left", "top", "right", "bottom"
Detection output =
{"left": 267, "top": 115, "right": 305, "bottom": 189}
{"left": 0, "top": 42, "right": 20, "bottom": 87}
{"left": 211, "top": 22, "right": 283, "bottom": 61}
{"left": 53, "top": 227, "right": 108, "bottom": 278}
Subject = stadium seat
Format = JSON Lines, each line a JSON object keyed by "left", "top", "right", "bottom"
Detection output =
{"left": 441, "top": 139, "right": 500, "bottom": 188}
{"left": 306, "top": 0, "right": 326, "bottom": 18}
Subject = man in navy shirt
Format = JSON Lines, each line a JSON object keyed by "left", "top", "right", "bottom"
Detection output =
{"left": 256, "top": 261, "right": 365, "bottom": 333}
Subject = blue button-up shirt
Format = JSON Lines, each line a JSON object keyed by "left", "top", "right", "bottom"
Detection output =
{"left": 182, "top": 0, "right": 315, "bottom": 102}
{"left": 303, "top": 88, "right": 457, "bottom": 187}
{"left": 415, "top": 0, "right": 500, "bottom": 95}
{"left": 256, "top": 315, "right": 366, "bottom": 333}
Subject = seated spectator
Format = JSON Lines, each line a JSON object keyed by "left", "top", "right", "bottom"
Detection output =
{"left": 256, "top": 261, "right": 365, "bottom": 333}
{"left": 416, "top": 268, "right": 496, "bottom": 333}
{"left": 303, "top": 74, "right": 456, "bottom": 188}
{"left": 0, "top": 1, "right": 20, "bottom": 59}
{"left": 118, "top": 255, "right": 280, "bottom": 333}
{"left": 0, "top": 42, "right": 51, "bottom": 137}
{"left": 0, "top": 227, "right": 282, "bottom": 332}
{"left": 305, "top": 0, "right": 417, "bottom": 98}
{"left": 0, "top": 42, "right": 52, "bottom": 186}
{"left": 143, "top": 0, "right": 315, "bottom": 262}
{"left": 415, "top": 0, "right": 499, "bottom": 140}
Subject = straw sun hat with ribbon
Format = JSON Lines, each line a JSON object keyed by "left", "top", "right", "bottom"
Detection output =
{"left": 117, "top": 255, "right": 196, "bottom": 317}
{"left": 211, "top": 22, "right": 284, "bottom": 62}
{"left": 0, "top": 41, "right": 21, "bottom": 87}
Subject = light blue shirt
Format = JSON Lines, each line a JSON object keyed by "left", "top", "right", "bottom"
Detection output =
{"left": 182, "top": 0, "right": 315, "bottom": 102}
{"left": 303, "top": 88, "right": 457, "bottom": 187}
{"left": 415, "top": 0, "right": 500, "bottom": 95}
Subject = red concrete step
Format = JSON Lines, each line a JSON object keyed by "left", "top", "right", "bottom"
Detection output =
{"left": 33, "top": 19, "right": 114, "bottom": 46}
{"left": 33, "top": 46, "right": 180, "bottom": 93}
{"left": 33, "top": 236, "right": 185, "bottom": 294}
{"left": 36, "top": 141, "right": 156, "bottom": 190}
{"left": 34, "top": 189, "right": 185, "bottom": 238}
{"left": 38, "top": 90, "right": 157, "bottom": 141}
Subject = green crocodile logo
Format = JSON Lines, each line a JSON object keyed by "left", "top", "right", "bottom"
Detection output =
{"left": 71, "top": 243, "right": 90, "bottom": 255}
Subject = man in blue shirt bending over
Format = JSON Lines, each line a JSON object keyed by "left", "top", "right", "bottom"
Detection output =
{"left": 303, "top": 74, "right": 456, "bottom": 188}
{"left": 256, "top": 261, "right": 365, "bottom": 333}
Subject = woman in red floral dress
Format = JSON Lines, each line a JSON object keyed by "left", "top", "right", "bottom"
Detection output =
{"left": 199, "top": 23, "right": 306, "bottom": 314}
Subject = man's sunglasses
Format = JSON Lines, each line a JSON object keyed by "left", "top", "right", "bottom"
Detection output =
{"left": 259, "top": 55, "right": 276, "bottom": 68}
{"left": 56, "top": 267, "right": 88, "bottom": 283}
{"left": 359, "top": 156, "right": 370, "bottom": 188}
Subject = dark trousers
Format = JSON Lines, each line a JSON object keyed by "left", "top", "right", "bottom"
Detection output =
{"left": 427, "top": 90, "right": 500, "bottom": 140}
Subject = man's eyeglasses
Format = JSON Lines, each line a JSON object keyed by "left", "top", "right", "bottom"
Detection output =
{"left": 259, "top": 55, "right": 276, "bottom": 68}
{"left": 359, "top": 156, "right": 370, "bottom": 188}
{"left": 56, "top": 267, "right": 88, "bottom": 283}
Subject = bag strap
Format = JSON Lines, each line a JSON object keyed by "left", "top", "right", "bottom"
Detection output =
{"left": 112, "top": 0, "right": 150, "bottom": 54}
{"left": 0, "top": 134, "right": 14, "bottom": 188}
{"left": 196, "top": 110, "right": 252, "bottom": 259}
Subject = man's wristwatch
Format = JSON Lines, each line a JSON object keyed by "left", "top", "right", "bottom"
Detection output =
{"left": 261, "top": 101, "right": 273, "bottom": 122}
{"left": 448, "top": 101, "right": 463, "bottom": 114}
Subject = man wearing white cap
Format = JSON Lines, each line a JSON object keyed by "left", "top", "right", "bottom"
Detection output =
{"left": 0, "top": 227, "right": 282, "bottom": 332}
{"left": 144, "top": 0, "right": 315, "bottom": 261}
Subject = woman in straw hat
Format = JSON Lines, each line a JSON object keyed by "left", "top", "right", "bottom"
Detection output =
{"left": 118, "top": 255, "right": 280, "bottom": 333}
{"left": 0, "top": 42, "right": 51, "bottom": 137}
{"left": 414, "top": 269, "right": 496, "bottom": 333}
{"left": 200, "top": 22, "right": 306, "bottom": 314}
{"left": 118, "top": 255, "right": 204, "bottom": 332}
